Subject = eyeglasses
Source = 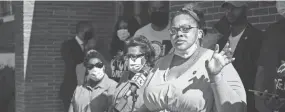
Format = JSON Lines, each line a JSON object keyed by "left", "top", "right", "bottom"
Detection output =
{"left": 169, "top": 25, "right": 198, "bottom": 35}
{"left": 85, "top": 62, "right": 104, "bottom": 70}
{"left": 126, "top": 53, "right": 145, "bottom": 60}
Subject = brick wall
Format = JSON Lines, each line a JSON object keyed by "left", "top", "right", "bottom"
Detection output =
{"left": 170, "top": 1, "right": 284, "bottom": 31}
{"left": 14, "top": 1, "right": 23, "bottom": 112}
{"left": 18, "top": 1, "right": 117, "bottom": 112}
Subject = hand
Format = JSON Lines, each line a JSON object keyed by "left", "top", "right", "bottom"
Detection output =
{"left": 221, "top": 42, "right": 233, "bottom": 58}
{"left": 205, "top": 44, "right": 235, "bottom": 76}
{"left": 260, "top": 90, "right": 285, "bottom": 110}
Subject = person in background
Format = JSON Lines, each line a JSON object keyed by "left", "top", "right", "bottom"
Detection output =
{"left": 141, "top": 3, "right": 246, "bottom": 112}
{"left": 69, "top": 50, "right": 117, "bottom": 112}
{"left": 217, "top": 2, "right": 264, "bottom": 112}
{"left": 202, "top": 16, "right": 230, "bottom": 50}
{"left": 110, "top": 16, "right": 141, "bottom": 82}
{"left": 255, "top": 1, "right": 285, "bottom": 112}
{"left": 134, "top": 1, "right": 173, "bottom": 60}
{"left": 60, "top": 21, "right": 94, "bottom": 112}
{"left": 108, "top": 35, "right": 156, "bottom": 112}
{"left": 76, "top": 37, "right": 112, "bottom": 86}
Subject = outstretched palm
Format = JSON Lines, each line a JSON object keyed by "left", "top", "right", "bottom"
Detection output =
{"left": 205, "top": 43, "right": 235, "bottom": 76}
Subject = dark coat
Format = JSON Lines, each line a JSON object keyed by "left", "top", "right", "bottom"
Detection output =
{"left": 217, "top": 23, "right": 265, "bottom": 112}
{"left": 59, "top": 38, "right": 84, "bottom": 110}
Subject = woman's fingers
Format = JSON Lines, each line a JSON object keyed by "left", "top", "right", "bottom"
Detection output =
{"left": 214, "top": 44, "right": 219, "bottom": 53}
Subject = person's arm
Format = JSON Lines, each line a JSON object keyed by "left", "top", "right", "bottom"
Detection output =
{"left": 68, "top": 86, "right": 78, "bottom": 112}
{"left": 255, "top": 26, "right": 280, "bottom": 112}
{"left": 210, "top": 63, "right": 247, "bottom": 112}
{"left": 255, "top": 29, "right": 279, "bottom": 93}
{"left": 61, "top": 42, "right": 75, "bottom": 66}
{"left": 61, "top": 42, "right": 76, "bottom": 80}
{"left": 68, "top": 103, "right": 74, "bottom": 112}
{"left": 106, "top": 81, "right": 118, "bottom": 112}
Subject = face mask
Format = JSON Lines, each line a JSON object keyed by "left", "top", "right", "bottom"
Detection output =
{"left": 87, "top": 67, "right": 105, "bottom": 81}
{"left": 128, "top": 57, "right": 145, "bottom": 73}
{"left": 277, "top": 1, "right": 285, "bottom": 18}
{"left": 117, "top": 29, "right": 130, "bottom": 41}
{"left": 84, "top": 30, "right": 93, "bottom": 42}
{"left": 173, "top": 35, "right": 199, "bottom": 59}
{"left": 150, "top": 11, "right": 169, "bottom": 28}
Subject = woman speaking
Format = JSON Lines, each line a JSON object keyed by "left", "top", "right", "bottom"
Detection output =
{"left": 142, "top": 3, "right": 247, "bottom": 112}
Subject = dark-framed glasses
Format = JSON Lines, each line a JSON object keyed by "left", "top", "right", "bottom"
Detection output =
{"left": 126, "top": 53, "right": 145, "bottom": 60}
{"left": 169, "top": 25, "right": 198, "bottom": 34}
{"left": 86, "top": 62, "right": 104, "bottom": 70}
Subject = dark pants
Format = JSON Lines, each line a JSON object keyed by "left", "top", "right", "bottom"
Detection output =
{"left": 60, "top": 82, "right": 76, "bottom": 112}
{"left": 247, "top": 91, "right": 258, "bottom": 112}
{"left": 62, "top": 98, "right": 71, "bottom": 112}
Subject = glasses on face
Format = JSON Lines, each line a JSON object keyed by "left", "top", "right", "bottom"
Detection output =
{"left": 169, "top": 25, "right": 198, "bottom": 35}
{"left": 86, "top": 62, "right": 104, "bottom": 70}
{"left": 126, "top": 53, "right": 145, "bottom": 60}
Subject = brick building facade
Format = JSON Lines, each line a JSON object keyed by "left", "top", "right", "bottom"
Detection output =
{"left": 171, "top": 1, "right": 283, "bottom": 31}
{"left": 17, "top": 1, "right": 118, "bottom": 112}
{"left": 16, "top": 1, "right": 283, "bottom": 112}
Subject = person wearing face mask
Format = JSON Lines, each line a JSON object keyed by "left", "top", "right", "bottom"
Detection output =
{"left": 134, "top": 1, "right": 173, "bottom": 60}
{"left": 76, "top": 37, "right": 113, "bottom": 86}
{"left": 139, "top": 3, "right": 246, "bottom": 112}
{"left": 255, "top": 1, "right": 285, "bottom": 112}
{"left": 110, "top": 16, "right": 141, "bottom": 82}
{"left": 69, "top": 50, "right": 117, "bottom": 112}
{"left": 60, "top": 21, "right": 94, "bottom": 112}
{"left": 108, "top": 35, "right": 156, "bottom": 112}
{"left": 202, "top": 16, "right": 230, "bottom": 50}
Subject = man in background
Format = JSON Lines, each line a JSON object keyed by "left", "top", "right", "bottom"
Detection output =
{"left": 255, "top": 1, "right": 285, "bottom": 112}
{"left": 60, "top": 21, "right": 94, "bottom": 112}
{"left": 134, "top": 1, "right": 172, "bottom": 59}
{"left": 201, "top": 16, "right": 230, "bottom": 50}
{"left": 217, "top": 1, "right": 264, "bottom": 112}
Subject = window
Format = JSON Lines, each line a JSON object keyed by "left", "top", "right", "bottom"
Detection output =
{"left": 0, "top": 1, "right": 14, "bottom": 23}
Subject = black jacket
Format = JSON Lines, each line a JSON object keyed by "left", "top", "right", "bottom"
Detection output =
{"left": 218, "top": 23, "right": 264, "bottom": 90}
{"left": 217, "top": 23, "right": 264, "bottom": 112}
{"left": 59, "top": 38, "right": 84, "bottom": 104}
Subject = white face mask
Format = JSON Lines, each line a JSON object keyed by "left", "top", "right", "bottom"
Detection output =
{"left": 173, "top": 35, "right": 199, "bottom": 59}
{"left": 117, "top": 29, "right": 130, "bottom": 41}
{"left": 87, "top": 67, "right": 105, "bottom": 81}
{"left": 128, "top": 57, "right": 145, "bottom": 73}
{"left": 277, "top": 1, "right": 285, "bottom": 17}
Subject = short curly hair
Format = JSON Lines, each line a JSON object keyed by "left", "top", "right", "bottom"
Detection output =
{"left": 125, "top": 35, "right": 156, "bottom": 67}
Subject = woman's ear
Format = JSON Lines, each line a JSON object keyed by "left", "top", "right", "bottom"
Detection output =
{"left": 197, "top": 29, "right": 204, "bottom": 39}
{"left": 102, "top": 66, "right": 105, "bottom": 71}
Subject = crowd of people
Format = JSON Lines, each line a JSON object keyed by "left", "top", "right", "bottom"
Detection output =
{"left": 59, "top": 1, "right": 285, "bottom": 112}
